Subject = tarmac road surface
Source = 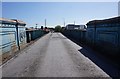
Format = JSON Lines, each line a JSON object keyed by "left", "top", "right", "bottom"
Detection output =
{"left": 2, "top": 33, "right": 110, "bottom": 77}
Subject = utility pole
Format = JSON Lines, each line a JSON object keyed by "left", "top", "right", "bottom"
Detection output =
{"left": 45, "top": 19, "right": 46, "bottom": 27}
{"left": 63, "top": 18, "right": 65, "bottom": 27}
{"left": 36, "top": 24, "right": 38, "bottom": 29}
{"left": 74, "top": 21, "right": 75, "bottom": 25}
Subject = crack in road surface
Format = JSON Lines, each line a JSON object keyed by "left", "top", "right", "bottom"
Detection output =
{"left": 2, "top": 33, "right": 110, "bottom": 77}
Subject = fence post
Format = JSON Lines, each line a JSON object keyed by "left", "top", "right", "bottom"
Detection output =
{"left": 14, "top": 20, "right": 20, "bottom": 50}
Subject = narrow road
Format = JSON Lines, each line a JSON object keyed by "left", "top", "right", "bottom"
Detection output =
{"left": 2, "top": 33, "right": 110, "bottom": 77}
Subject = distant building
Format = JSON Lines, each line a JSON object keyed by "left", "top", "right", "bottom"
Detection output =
{"left": 79, "top": 25, "right": 86, "bottom": 30}
{"left": 66, "top": 24, "right": 86, "bottom": 30}
{"left": 66, "top": 24, "right": 74, "bottom": 30}
{"left": 66, "top": 24, "right": 75, "bottom": 30}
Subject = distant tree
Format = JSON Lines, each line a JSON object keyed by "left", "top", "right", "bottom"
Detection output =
{"left": 41, "top": 26, "right": 43, "bottom": 30}
{"left": 54, "top": 25, "right": 62, "bottom": 32}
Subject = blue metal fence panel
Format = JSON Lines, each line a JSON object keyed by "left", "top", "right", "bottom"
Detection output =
{"left": 95, "top": 27, "right": 119, "bottom": 54}
{"left": 62, "top": 29, "right": 86, "bottom": 43}
{"left": 0, "top": 26, "right": 26, "bottom": 55}
{"left": 86, "top": 27, "right": 95, "bottom": 46}
{"left": 26, "top": 30, "right": 48, "bottom": 43}
{"left": 86, "top": 16, "right": 120, "bottom": 55}
{"left": 0, "top": 27, "right": 16, "bottom": 54}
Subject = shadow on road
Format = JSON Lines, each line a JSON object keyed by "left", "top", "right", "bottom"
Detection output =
{"left": 63, "top": 35, "right": 120, "bottom": 78}
{"left": 79, "top": 47, "right": 120, "bottom": 78}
